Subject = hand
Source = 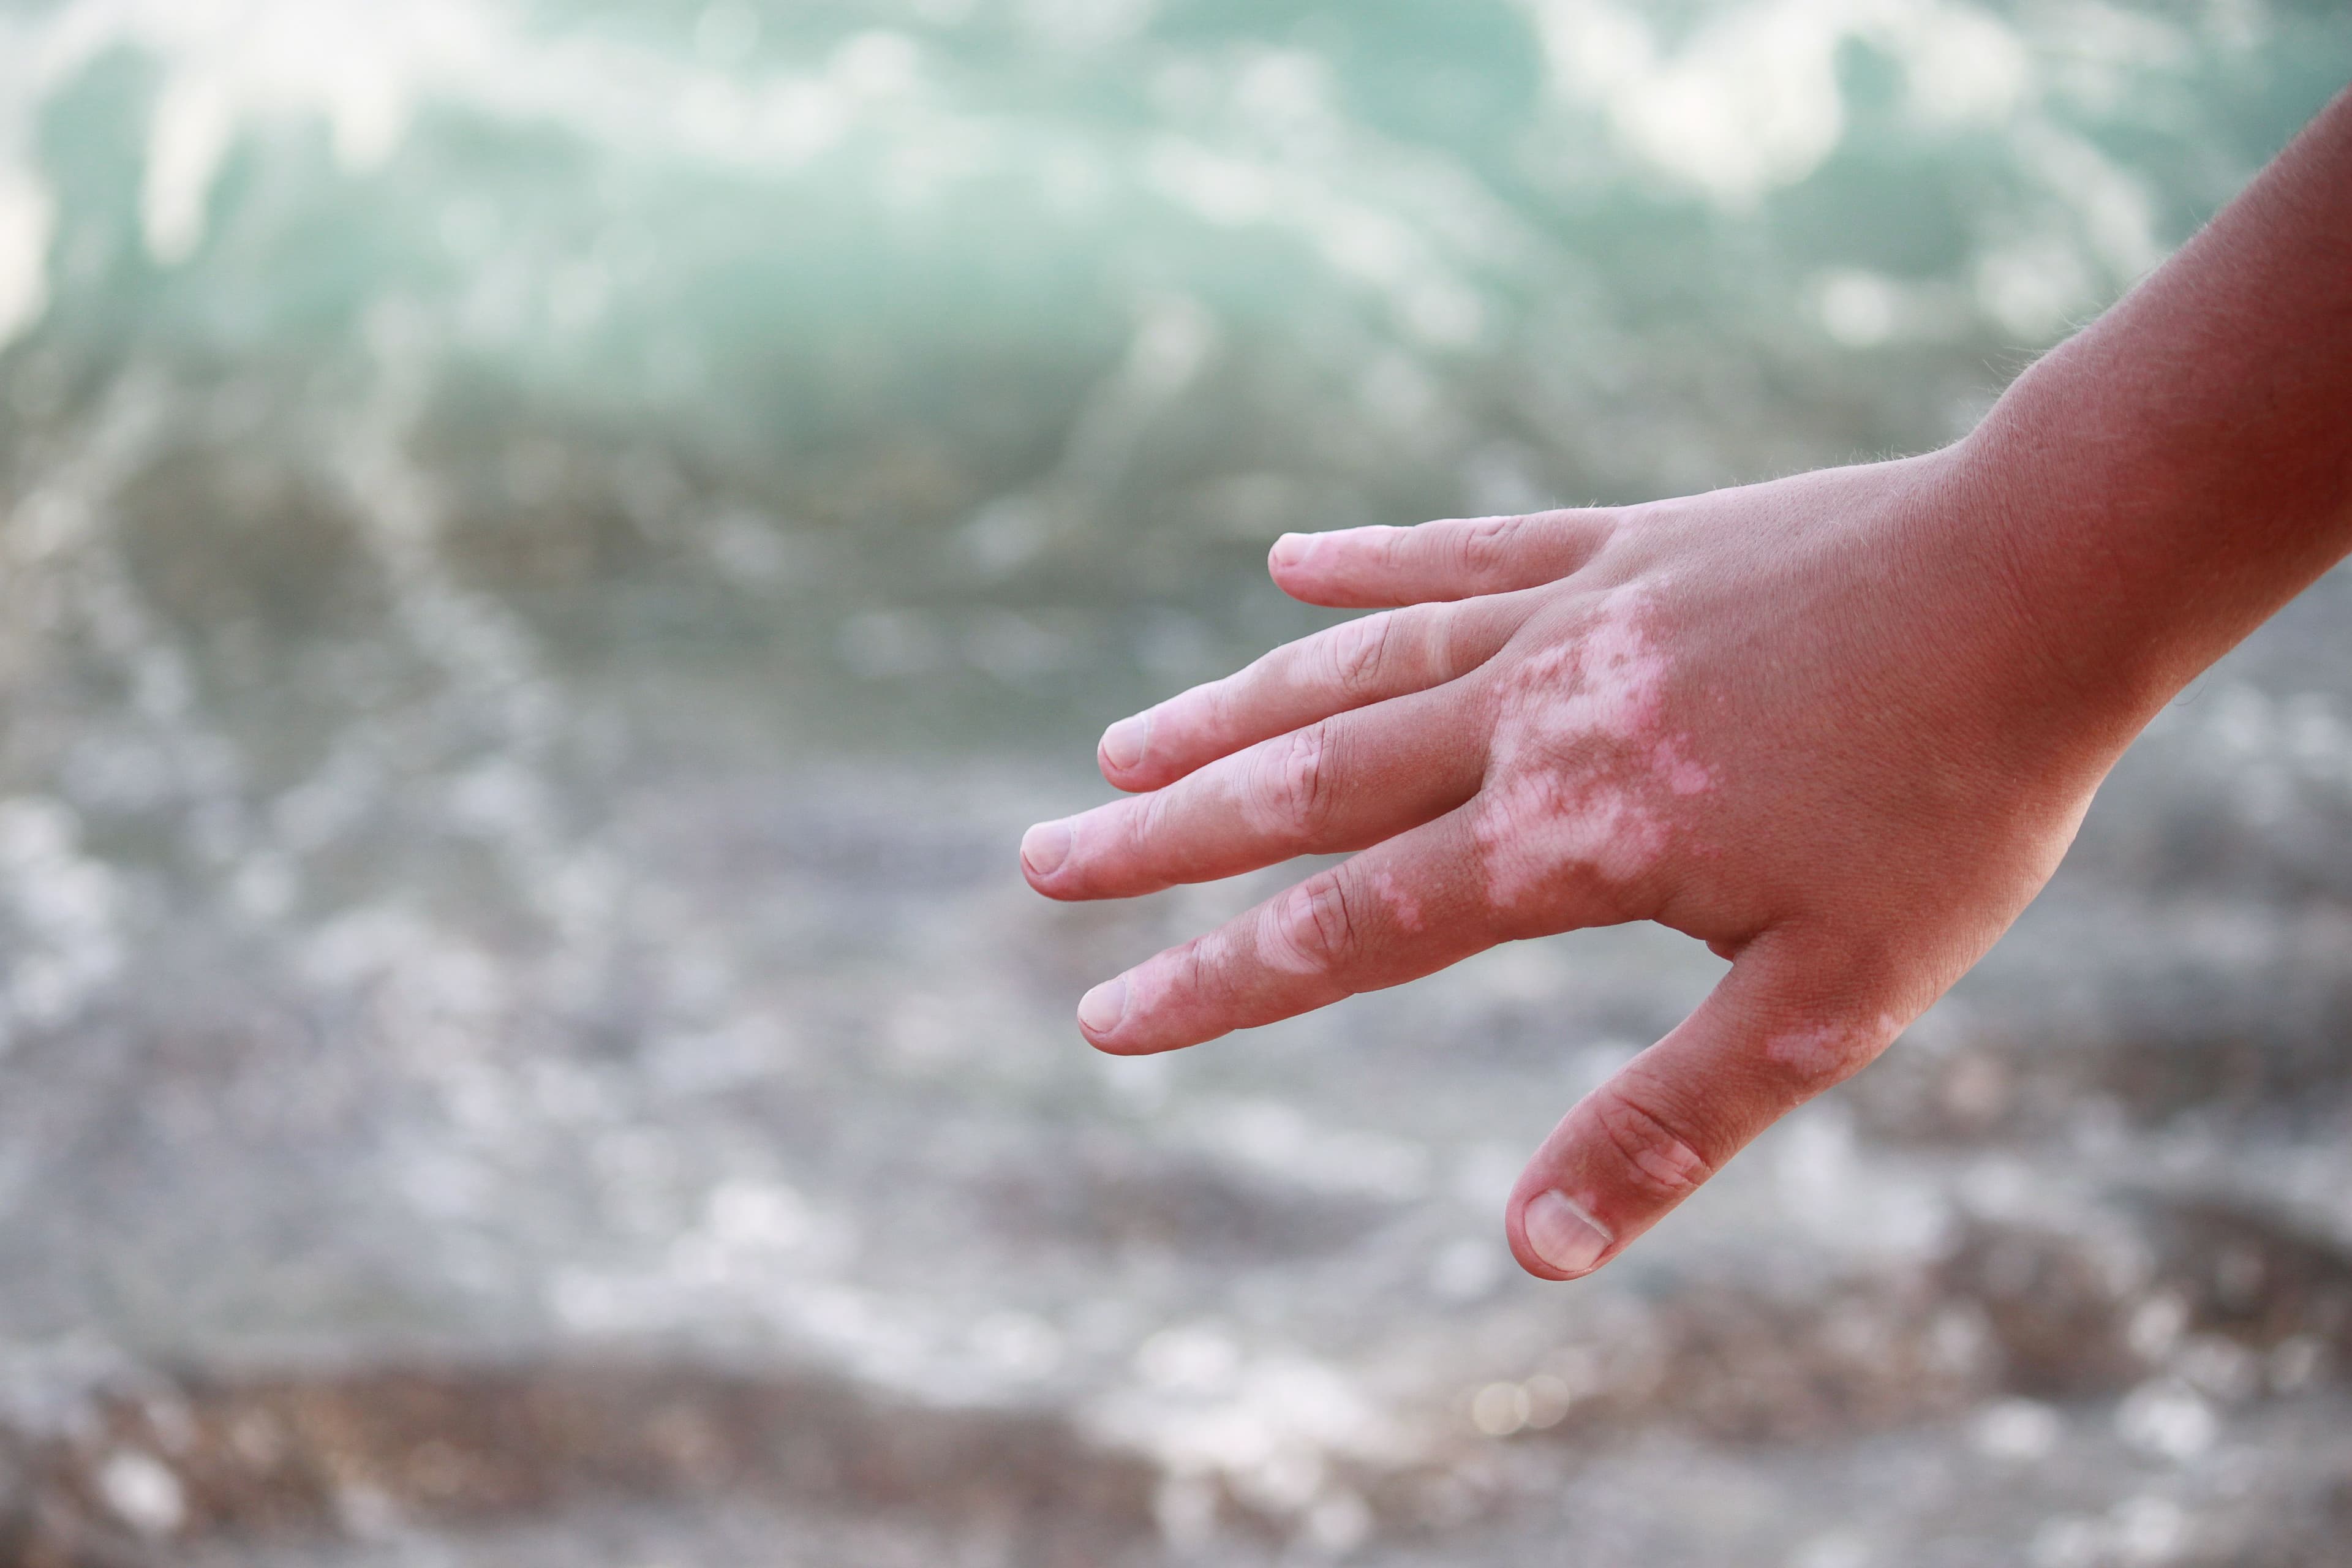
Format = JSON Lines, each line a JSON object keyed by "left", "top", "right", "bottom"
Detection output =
{"left": 1021, "top": 447, "right": 2125, "bottom": 1280}
{"left": 1027, "top": 88, "right": 2352, "bottom": 1280}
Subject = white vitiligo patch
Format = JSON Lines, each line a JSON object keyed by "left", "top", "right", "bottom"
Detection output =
{"left": 1763, "top": 1011, "right": 1907, "bottom": 1087}
{"left": 0, "top": 163, "right": 52, "bottom": 349}
{"left": 1125, "top": 868, "right": 1395, "bottom": 1031}
{"left": 1118, "top": 881, "right": 1331, "bottom": 1036}
{"left": 1370, "top": 869, "right": 1423, "bottom": 933}
{"left": 1113, "top": 940, "right": 1200, "bottom": 1041}
{"left": 1120, "top": 867, "right": 1421, "bottom": 1039}
{"left": 1473, "top": 585, "right": 1711, "bottom": 907}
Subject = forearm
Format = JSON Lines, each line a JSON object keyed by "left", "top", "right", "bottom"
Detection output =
{"left": 1956, "top": 85, "right": 2352, "bottom": 734}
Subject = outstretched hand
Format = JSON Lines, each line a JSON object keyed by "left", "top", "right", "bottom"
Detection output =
{"left": 1025, "top": 86, "right": 2352, "bottom": 1280}
{"left": 1023, "top": 448, "right": 2117, "bottom": 1280}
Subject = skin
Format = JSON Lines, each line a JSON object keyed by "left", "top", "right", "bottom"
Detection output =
{"left": 1023, "top": 87, "right": 2352, "bottom": 1281}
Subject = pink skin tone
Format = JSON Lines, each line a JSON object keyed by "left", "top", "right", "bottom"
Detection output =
{"left": 1023, "top": 89, "right": 2352, "bottom": 1280}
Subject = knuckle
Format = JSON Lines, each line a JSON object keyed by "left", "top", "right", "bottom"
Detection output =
{"left": 1328, "top": 612, "right": 1395, "bottom": 696}
{"left": 1587, "top": 1085, "right": 1716, "bottom": 1204}
{"left": 1458, "top": 514, "right": 1520, "bottom": 578}
{"left": 1168, "top": 935, "right": 1216, "bottom": 1014}
{"left": 1412, "top": 605, "right": 1468, "bottom": 680}
{"left": 1378, "top": 525, "right": 1415, "bottom": 573}
{"left": 1123, "top": 785, "right": 1175, "bottom": 863}
{"left": 1183, "top": 932, "right": 1212, "bottom": 990}
{"left": 1264, "top": 870, "right": 1359, "bottom": 974}
{"left": 1247, "top": 725, "right": 1334, "bottom": 838}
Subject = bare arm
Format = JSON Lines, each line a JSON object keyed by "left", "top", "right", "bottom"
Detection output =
{"left": 1021, "top": 88, "right": 2352, "bottom": 1281}
{"left": 1966, "top": 84, "right": 2352, "bottom": 732}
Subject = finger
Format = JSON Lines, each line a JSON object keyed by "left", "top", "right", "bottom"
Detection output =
{"left": 1028, "top": 688, "right": 1487, "bottom": 902}
{"left": 1502, "top": 933, "right": 1913, "bottom": 1281}
{"left": 1268, "top": 508, "right": 1619, "bottom": 609}
{"left": 1074, "top": 805, "right": 1622, "bottom": 1055}
{"left": 1098, "top": 598, "right": 1528, "bottom": 792}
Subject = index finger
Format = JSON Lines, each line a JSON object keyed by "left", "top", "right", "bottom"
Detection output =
{"left": 1270, "top": 508, "right": 1619, "bottom": 609}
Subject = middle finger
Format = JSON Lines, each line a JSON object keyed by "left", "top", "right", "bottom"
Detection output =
{"left": 1024, "top": 685, "right": 1489, "bottom": 901}
{"left": 1098, "top": 595, "right": 1532, "bottom": 793}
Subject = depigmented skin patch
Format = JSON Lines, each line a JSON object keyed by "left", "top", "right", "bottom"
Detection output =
{"left": 1475, "top": 773, "right": 1662, "bottom": 898}
{"left": 1473, "top": 586, "right": 1714, "bottom": 910}
{"left": 1762, "top": 1010, "right": 1907, "bottom": 1090}
{"left": 1653, "top": 740, "right": 1713, "bottom": 796}
{"left": 1371, "top": 868, "right": 1424, "bottom": 933}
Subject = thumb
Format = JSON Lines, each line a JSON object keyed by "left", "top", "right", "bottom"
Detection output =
{"left": 1504, "top": 935, "right": 1910, "bottom": 1281}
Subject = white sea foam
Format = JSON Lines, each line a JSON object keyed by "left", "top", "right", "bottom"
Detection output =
{"left": 0, "top": 160, "right": 51, "bottom": 349}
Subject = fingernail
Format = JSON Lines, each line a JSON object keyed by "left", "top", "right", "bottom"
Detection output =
{"left": 1020, "top": 819, "right": 1072, "bottom": 877}
{"left": 1523, "top": 1190, "right": 1611, "bottom": 1277}
{"left": 1077, "top": 977, "right": 1129, "bottom": 1036}
{"left": 1099, "top": 715, "right": 1149, "bottom": 772}
{"left": 1270, "top": 532, "right": 1317, "bottom": 568}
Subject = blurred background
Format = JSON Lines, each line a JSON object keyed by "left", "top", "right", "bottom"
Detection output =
{"left": 0, "top": 1, "right": 2348, "bottom": 1563}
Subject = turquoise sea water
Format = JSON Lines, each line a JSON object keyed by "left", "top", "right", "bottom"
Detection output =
{"left": 2, "top": 0, "right": 2346, "bottom": 750}
{"left": 0, "top": 4, "right": 2350, "bottom": 1564}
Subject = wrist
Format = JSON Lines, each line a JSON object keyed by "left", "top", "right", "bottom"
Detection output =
{"left": 1940, "top": 356, "right": 2204, "bottom": 745}
{"left": 1945, "top": 89, "right": 2352, "bottom": 751}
